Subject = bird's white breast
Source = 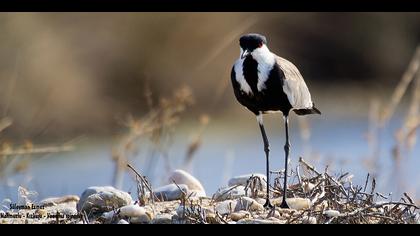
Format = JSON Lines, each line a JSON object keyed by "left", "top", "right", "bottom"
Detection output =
{"left": 252, "top": 45, "right": 276, "bottom": 92}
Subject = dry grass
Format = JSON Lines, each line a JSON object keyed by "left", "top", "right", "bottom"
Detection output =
{"left": 0, "top": 120, "right": 74, "bottom": 180}
{"left": 112, "top": 85, "right": 195, "bottom": 189}
{"left": 363, "top": 45, "right": 420, "bottom": 183}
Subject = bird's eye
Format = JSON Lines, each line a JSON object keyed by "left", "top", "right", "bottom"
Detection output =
{"left": 258, "top": 43, "right": 263, "bottom": 48}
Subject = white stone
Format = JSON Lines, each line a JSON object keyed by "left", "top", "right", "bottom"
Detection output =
{"left": 77, "top": 186, "right": 132, "bottom": 213}
{"left": 168, "top": 169, "right": 206, "bottom": 197}
{"left": 215, "top": 200, "right": 237, "bottom": 215}
{"left": 237, "top": 197, "right": 264, "bottom": 211}
{"left": 323, "top": 209, "right": 341, "bottom": 217}
{"left": 286, "top": 198, "right": 311, "bottom": 210}
{"left": 230, "top": 210, "right": 250, "bottom": 221}
{"left": 119, "top": 205, "right": 146, "bottom": 218}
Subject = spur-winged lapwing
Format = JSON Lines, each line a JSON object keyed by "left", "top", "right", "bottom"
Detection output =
{"left": 231, "top": 33, "right": 321, "bottom": 209}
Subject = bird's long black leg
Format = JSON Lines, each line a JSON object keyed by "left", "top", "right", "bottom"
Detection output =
{"left": 257, "top": 114, "right": 273, "bottom": 209}
{"left": 280, "top": 116, "right": 290, "bottom": 209}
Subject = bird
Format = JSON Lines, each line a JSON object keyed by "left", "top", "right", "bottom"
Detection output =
{"left": 230, "top": 33, "right": 321, "bottom": 209}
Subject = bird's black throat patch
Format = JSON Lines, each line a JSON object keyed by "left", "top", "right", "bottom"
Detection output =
{"left": 242, "top": 56, "right": 259, "bottom": 95}
{"left": 231, "top": 55, "right": 293, "bottom": 116}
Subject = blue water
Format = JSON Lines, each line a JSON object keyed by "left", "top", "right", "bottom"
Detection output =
{"left": 1, "top": 114, "right": 419, "bottom": 203}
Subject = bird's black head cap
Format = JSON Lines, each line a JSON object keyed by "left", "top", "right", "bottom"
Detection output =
{"left": 239, "top": 33, "right": 267, "bottom": 52}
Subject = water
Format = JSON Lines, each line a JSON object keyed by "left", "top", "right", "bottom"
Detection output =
{"left": 1, "top": 114, "right": 419, "bottom": 202}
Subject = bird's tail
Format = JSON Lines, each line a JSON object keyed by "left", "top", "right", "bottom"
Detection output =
{"left": 293, "top": 104, "right": 321, "bottom": 116}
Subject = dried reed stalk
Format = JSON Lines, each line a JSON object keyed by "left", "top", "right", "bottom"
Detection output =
{"left": 380, "top": 46, "right": 420, "bottom": 127}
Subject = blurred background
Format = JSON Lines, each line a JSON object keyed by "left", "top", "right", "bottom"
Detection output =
{"left": 0, "top": 13, "right": 419, "bottom": 202}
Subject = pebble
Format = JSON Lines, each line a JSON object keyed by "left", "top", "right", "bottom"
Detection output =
{"left": 215, "top": 200, "right": 237, "bottom": 215}
{"left": 286, "top": 198, "right": 311, "bottom": 210}
{"left": 127, "top": 206, "right": 153, "bottom": 224}
{"left": 215, "top": 197, "right": 264, "bottom": 215}
{"left": 119, "top": 205, "right": 146, "bottom": 218}
{"left": 230, "top": 210, "right": 250, "bottom": 221}
{"left": 77, "top": 186, "right": 132, "bottom": 213}
{"left": 236, "top": 197, "right": 264, "bottom": 212}
{"left": 323, "top": 209, "right": 341, "bottom": 217}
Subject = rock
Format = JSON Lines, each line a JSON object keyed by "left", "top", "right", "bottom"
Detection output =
{"left": 154, "top": 184, "right": 189, "bottom": 201}
{"left": 118, "top": 219, "right": 129, "bottom": 224}
{"left": 168, "top": 169, "right": 206, "bottom": 197}
{"left": 230, "top": 210, "right": 250, "bottom": 221}
{"left": 236, "top": 197, "right": 264, "bottom": 212}
{"left": 228, "top": 173, "right": 267, "bottom": 188}
{"left": 215, "top": 197, "right": 264, "bottom": 215}
{"left": 237, "top": 218, "right": 285, "bottom": 224}
{"left": 273, "top": 197, "right": 311, "bottom": 210}
{"left": 152, "top": 213, "right": 173, "bottom": 224}
{"left": 323, "top": 209, "right": 341, "bottom": 217}
{"left": 213, "top": 186, "right": 246, "bottom": 201}
{"left": 119, "top": 205, "right": 146, "bottom": 218}
{"left": 40, "top": 195, "right": 80, "bottom": 207}
{"left": 128, "top": 206, "right": 153, "bottom": 224}
{"left": 100, "top": 210, "right": 117, "bottom": 223}
{"left": 215, "top": 200, "right": 237, "bottom": 215}
{"left": 286, "top": 198, "right": 311, "bottom": 210}
{"left": 77, "top": 186, "right": 132, "bottom": 213}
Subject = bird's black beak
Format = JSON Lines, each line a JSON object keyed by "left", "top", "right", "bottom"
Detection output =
{"left": 241, "top": 50, "right": 250, "bottom": 59}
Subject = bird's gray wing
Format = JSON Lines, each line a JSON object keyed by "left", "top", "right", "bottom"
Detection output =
{"left": 276, "top": 56, "right": 314, "bottom": 109}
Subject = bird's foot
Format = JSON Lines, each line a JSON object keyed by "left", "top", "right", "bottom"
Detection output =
{"left": 263, "top": 200, "right": 274, "bottom": 209}
{"left": 279, "top": 200, "right": 290, "bottom": 209}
